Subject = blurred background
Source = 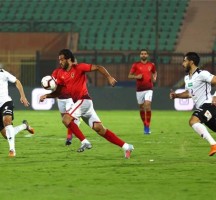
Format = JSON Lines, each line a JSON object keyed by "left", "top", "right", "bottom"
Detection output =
{"left": 0, "top": 0, "right": 216, "bottom": 110}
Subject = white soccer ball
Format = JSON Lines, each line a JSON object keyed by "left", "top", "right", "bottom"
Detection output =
{"left": 41, "top": 75, "right": 57, "bottom": 90}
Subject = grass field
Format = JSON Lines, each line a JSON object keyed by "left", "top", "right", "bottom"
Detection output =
{"left": 0, "top": 110, "right": 215, "bottom": 200}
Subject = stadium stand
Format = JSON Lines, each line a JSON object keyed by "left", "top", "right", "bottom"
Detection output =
{"left": 0, "top": 0, "right": 189, "bottom": 52}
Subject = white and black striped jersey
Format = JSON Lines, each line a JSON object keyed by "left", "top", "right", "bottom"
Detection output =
{"left": 184, "top": 68, "right": 214, "bottom": 108}
{"left": 0, "top": 69, "right": 17, "bottom": 107}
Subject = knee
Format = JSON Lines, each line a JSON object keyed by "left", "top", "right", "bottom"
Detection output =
{"left": 62, "top": 115, "right": 72, "bottom": 127}
{"left": 189, "top": 117, "right": 200, "bottom": 127}
{"left": 93, "top": 123, "right": 106, "bottom": 135}
{"left": 3, "top": 116, "right": 12, "bottom": 127}
{"left": 139, "top": 104, "right": 145, "bottom": 111}
{"left": 145, "top": 102, "right": 151, "bottom": 110}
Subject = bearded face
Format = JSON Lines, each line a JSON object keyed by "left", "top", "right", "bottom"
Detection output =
{"left": 184, "top": 63, "right": 191, "bottom": 73}
{"left": 140, "top": 51, "right": 148, "bottom": 61}
{"left": 59, "top": 55, "right": 70, "bottom": 70}
{"left": 182, "top": 56, "right": 191, "bottom": 73}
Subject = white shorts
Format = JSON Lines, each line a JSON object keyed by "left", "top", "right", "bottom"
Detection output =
{"left": 57, "top": 98, "right": 80, "bottom": 126}
{"left": 67, "top": 99, "right": 101, "bottom": 128}
{"left": 136, "top": 90, "right": 153, "bottom": 104}
{"left": 57, "top": 98, "right": 74, "bottom": 113}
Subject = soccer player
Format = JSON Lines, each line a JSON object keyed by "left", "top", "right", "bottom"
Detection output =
{"left": 52, "top": 59, "right": 82, "bottom": 146}
{"left": 128, "top": 49, "right": 157, "bottom": 134}
{"left": 170, "top": 52, "right": 216, "bottom": 156}
{"left": 0, "top": 65, "right": 34, "bottom": 157}
{"left": 40, "top": 49, "right": 134, "bottom": 158}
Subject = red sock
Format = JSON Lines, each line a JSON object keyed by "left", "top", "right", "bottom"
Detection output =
{"left": 103, "top": 129, "right": 125, "bottom": 147}
{"left": 67, "top": 121, "right": 85, "bottom": 141}
{"left": 140, "top": 110, "right": 146, "bottom": 126}
{"left": 146, "top": 111, "right": 151, "bottom": 127}
{"left": 67, "top": 128, "right": 73, "bottom": 140}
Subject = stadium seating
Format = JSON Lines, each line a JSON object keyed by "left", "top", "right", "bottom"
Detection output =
{"left": 0, "top": 0, "right": 189, "bottom": 51}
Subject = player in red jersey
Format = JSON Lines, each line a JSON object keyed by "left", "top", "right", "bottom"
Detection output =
{"left": 128, "top": 49, "right": 157, "bottom": 134}
{"left": 52, "top": 65, "right": 81, "bottom": 146}
{"left": 40, "top": 49, "right": 134, "bottom": 158}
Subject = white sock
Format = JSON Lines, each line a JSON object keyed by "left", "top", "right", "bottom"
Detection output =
{"left": 81, "top": 138, "right": 90, "bottom": 144}
{"left": 192, "top": 123, "right": 216, "bottom": 145}
{"left": 14, "top": 124, "right": 26, "bottom": 135}
{"left": 122, "top": 143, "right": 129, "bottom": 150}
{"left": 5, "top": 125, "right": 15, "bottom": 151}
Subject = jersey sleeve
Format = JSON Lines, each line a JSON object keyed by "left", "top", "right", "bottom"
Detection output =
{"left": 52, "top": 68, "right": 59, "bottom": 79}
{"left": 78, "top": 63, "right": 92, "bottom": 72}
{"left": 201, "top": 70, "right": 214, "bottom": 83}
{"left": 129, "top": 63, "right": 137, "bottom": 74}
{"left": 5, "top": 70, "right": 16, "bottom": 83}
{"left": 151, "top": 63, "right": 156, "bottom": 73}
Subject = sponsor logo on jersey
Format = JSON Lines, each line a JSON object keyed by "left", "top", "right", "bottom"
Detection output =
{"left": 188, "top": 82, "right": 193, "bottom": 87}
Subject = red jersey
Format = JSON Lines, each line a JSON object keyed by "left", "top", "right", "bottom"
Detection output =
{"left": 52, "top": 67, "right": 61, "bottom": 79}
{"left": 52, "top": 67, "right": 71, "bottom": 99}
{"left": 130, "top": 61, "right": 156, "bottom": 91}
{"left": 56, "top": 63, "right": 92, "bottom": 102}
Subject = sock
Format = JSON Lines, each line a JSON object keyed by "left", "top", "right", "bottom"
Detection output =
{"left": 67, "top": 128, "right": 73, "bottom": 140}
{"left": 67, "top": 121, "right": 86, "bottom": 142}
{"left": 5, "top": 125, "right": 15, "bottom": 151}
{"left": 122, "top": 143, "right": 129, "bottom": 151}
{"left": 81, "top": 138, "right": 90, "bottom": 144}
{"left": 145, "top": 111, "right": 151, "bottom": 127}
{"left": 14, "top": 124, "right": 26, "bottom": 135}
{"left": 102, "top": 129, "right": 125, "bottom": 147}
{"left": 192, "top": 123, "right": 216, "bottom": 145}
{"left": 140, "top": 110, "right": 146, "bottom": 126}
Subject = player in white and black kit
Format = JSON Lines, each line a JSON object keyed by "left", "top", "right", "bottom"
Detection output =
{"left": 170, "top": 52, "right": 216, "bottom": 156}
{"left": 0, "top": 64, "right": 34, "bottom": 157}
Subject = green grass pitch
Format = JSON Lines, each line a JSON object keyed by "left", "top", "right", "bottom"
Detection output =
{"left": 0, "top": 110, "right": 215, "bottom": 200}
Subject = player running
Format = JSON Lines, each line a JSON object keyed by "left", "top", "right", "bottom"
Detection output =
{"left": 40, "top": 49, "right": 134, "bottom": 158}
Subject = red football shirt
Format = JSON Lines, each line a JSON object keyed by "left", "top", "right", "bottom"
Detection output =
{"left": 52, "top": 67, "right": 70, "bottom": 99}
{"left": 52, "top": 67, "right": 61, "bottom": 79}
{"left": 130, "top": 61, "right": 156, "bottom": 91}
{"left": 56, "top": 63, "right": 92, "bottom": 102}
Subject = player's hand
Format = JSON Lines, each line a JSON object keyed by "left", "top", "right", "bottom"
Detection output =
{"left": 108, "top": 76, "right": 117, "bottom": 87}
{"left": 136, "top": 74, "right": 142, "bottom": 79}
{"left": 39, "top": 95, "right": 47, "bottom": 102}
{"left": 169, "top": 89, "right": 176, "bottom": 99}
{"left": 212, "top": 96, "right": 216, "bottom": 106}
{"left": 20, "top": 97, "right": 30, "bottom": 107}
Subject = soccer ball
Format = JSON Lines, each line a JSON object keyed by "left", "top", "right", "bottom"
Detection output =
{"left": 41, "top": 75, "right": 57, "bottom": 90}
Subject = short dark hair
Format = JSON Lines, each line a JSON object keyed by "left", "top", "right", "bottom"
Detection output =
{"left": 140, "top": 49, "right": 148, "bottom": 53}
{"left": 185, "top": 52, "right": 200, "bottom": 66}
{"left": 59, "top": 49, "right": 75, "bottom": 62}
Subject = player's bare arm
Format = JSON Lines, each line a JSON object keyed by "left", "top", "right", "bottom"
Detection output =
{"left": 15, "top": 79, "right": 30, "bottom": 106}
{"left": 91, "top": 64, "right": 117, "bottom": 87}
{"left": 210, "top": 76, "right": 216, "bottom": 85}
{"left": 152, "top": 72, "right": 157, "bottom": 82}
{"left": 39, "top": 86, "right": 62, "bottom": 102}
{"left": 170, "top": 89, "right": 190, "bottom": 99}
{"left": 128, "top": 73, "right": 142, "bottom": 79}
